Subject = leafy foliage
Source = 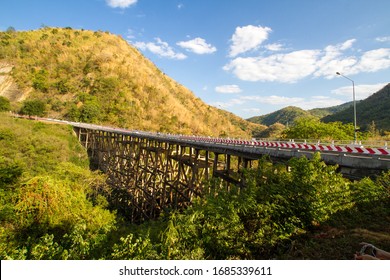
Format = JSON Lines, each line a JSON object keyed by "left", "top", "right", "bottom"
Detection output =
{"left": 283, "top": 116, "right": 368, "bottom": 140}
{"left": 0, "top": 157, "right": 22, "bottom": 188}
{"left": 0, "top": 96, "right": 11, "bottom": 112}
{"left": 152, "top": 154, "right": 356, "bottom": 259}
{"left": 111, "top": 233, "right": 159, "bottom": 260}
{"left": 0, "top": 113, "right": 115, "bottom": 260}
{"left": 19, "top": 100, "right": 46, "bottom": 117}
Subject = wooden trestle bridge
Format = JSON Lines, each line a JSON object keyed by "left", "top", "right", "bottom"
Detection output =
{"left": 69, "top": 121, "right": 389, "bottom": 222}
{"left": 73, "top": 125, "right": 257, "bottom": 222}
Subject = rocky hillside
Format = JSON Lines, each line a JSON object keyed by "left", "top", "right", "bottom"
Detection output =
{"left": 0, "top": 27, "right": 264, "bottom": 138}
{"left": 0, "top": 63, "right": 26, "bottom": 102}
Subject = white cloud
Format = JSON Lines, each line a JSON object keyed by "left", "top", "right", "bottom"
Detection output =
{"left": 215, "top": 85, "right": 242, "bottom": 94}
{"left": 134, "top": 38, "right": 187, "bottom": 60}
{"left": 224, "top": 37, "right": 390, "bottom": 83}
{"left": 213, "top": 98, "right": 245, "bottom": 109}
{"left": 224, "top": 50, "right": 320, "bottom": 83}
{"left": 238, "top": 95, "right": 344, "bottom": 110}
{"left": 332, "top": 83, "right": 388, "bottom": 100}
{"left": 314, "top": 39, "right": 357, "bottom": 78}
{"left": 328, "top": 48, "right": 390, "bottom": 77}
{"left": 376, "top": 36, "right": 390, "bottom": 43}
{"left": 297, "top": 96, "right": 345, "bottom": 110}
{"left": 229, "top": 25, "right": 272, "bottom": 57}
{"left": 265, "top": 43, "right": 284, "bottom": 52}
{"left": 242, "top": 95, "right": 304, "bottom": 105}
{"left": 177, "top": 37, "right": 217, "bottom": 54}
{"left": 354, "top": 48, "right": 390, "bottom": 73}
{"left": 126, "top": 28, "right": 135, "bottom": 40}
{"left": 243, "top": 108, "right": 262, "bottom": 114}
{"left": 106, "top": 0, "right": 137, "bottom": 9}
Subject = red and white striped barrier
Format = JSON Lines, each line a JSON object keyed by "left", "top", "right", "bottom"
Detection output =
{"left": 181, "top": 136, "right": 389, "bottom": 156}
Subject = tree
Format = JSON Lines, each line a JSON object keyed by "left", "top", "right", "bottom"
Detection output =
{"left": 367, "top": 121, "right": 379, "bottom": 137}
{"left": 32, "top": 69, "right": 49, "bottom": 93}
{"left": 6, "top": 26, "right": 16, "bottom": 33}
{"left": 80, "top": 100, "right": 101, "bottom": 123}
{"left": 283, "top": 116, "right": 354, "bottom": 140}
{"left": 19, "top": 100, "right": 46, "bottom": 117}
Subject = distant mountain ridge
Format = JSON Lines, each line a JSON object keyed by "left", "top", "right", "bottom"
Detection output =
{"left": 247, "top": 103, "right": 351, "bottom": 127}
{"left": 247, "top": 84, "right": 390, "bottom": 132}
{"left": 0, "top": 27, "right": 264, "bottom": 138}
{"left": 247, "top": 106, "right": 309, "bottom": 126}
{"left": 322, "top": 83, "right": 390, "bottom": 131}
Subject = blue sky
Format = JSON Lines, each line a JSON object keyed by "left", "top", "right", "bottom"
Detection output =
{"left": 1, "top": 0, "right": 390, "bottom": 119}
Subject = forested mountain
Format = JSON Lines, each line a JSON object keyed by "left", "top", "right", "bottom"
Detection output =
{"left": 247, "top": 103, "right": 356, "bottom": 127}
{"left": 0, "top": 27, "right": 264, "bottom": 138}
{"left": 322, "top": 84, "right": 390, "bottom": 131}
{"left": 247, "top": 84, "right": 390, "bottom": 133}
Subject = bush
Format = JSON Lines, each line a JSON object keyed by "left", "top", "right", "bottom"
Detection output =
{"left": 0, "top": 96, "right": 11, "bottom": 112}
{"left": 19, "top": 100, "right": 46, "bottom": 117}
{"left": 111, "top": 233, "right": 159, "bottom": 260}
{"left": 80, "top": 100, "right": 101, "bottom": 123}
{"left": 32, "top": 69, "right": 49, "bottom": 93}
{"left": 0, "top": 157, "right": 23, "bottom": 189}
{"left": 283, "top": 116, "right": 356, "bottom": 140}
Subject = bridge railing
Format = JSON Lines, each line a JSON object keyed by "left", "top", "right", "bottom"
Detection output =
{"left": 178, "top": 135, "right": 389, "bottom": 156}
{"left": 254, "top": 138, "right": 388, "bottom": 149}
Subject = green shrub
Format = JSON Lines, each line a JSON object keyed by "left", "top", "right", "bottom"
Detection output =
{"left": 19, "top": 100, "right": 46, "bottom": 117}
{"left": 0, "top": 96, "right": 11, "bottom": 112}
{"left": 111, "top": 233, "right": 159, "bottom": 260}
{"left": 0, "top": 156, "right": 23, "bottom": 189}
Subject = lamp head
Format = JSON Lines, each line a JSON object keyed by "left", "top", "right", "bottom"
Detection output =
{"left": 336, "top": 72, "right": 341, "bottom": 75}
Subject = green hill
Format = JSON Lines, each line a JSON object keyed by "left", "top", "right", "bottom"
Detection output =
{"left": 321, "top": 84, "right": 390, "bottom": 131}
{"left": 247, "top": 106, "right": 310, "bottom": 126}
{"left": 0, "top": 27, "right": 263, "bottom": 138}
{"left": 247, "top": 103, "right": 356, "bottom": 127}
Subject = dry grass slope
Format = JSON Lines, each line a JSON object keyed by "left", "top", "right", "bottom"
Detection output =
{"left": 0, "top": 27, "right": 265, "bottom": 138}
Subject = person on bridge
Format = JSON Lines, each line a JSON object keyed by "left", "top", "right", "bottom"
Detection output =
{"left": 354, "top": 242, "right": 390, "bottom": 260}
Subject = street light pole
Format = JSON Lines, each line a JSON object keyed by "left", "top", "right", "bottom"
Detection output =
{"left": 336, "top": 72, "right": 357, "bottom": 144}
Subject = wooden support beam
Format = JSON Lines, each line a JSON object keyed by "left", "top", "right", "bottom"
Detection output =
{"left": 77, "top": 128, "right": 258, "bottom": 222}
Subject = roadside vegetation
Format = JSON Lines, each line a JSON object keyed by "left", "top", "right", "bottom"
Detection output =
{"left": 255, "top": 115, "right": 389, "bottom": 142}
{"left": 1, "top": 113, "right": 389, "bottom": 260}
